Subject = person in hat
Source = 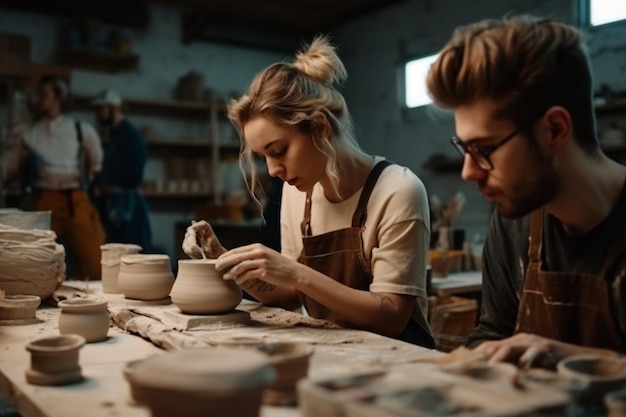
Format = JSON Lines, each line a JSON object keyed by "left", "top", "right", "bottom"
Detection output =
{"left": 2, "top": 74, "right": 106, "bottom": 281}
{"left": 90, "top": 89, "right": 152, "bottom": 252}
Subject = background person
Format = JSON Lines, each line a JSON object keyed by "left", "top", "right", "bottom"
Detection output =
{"left": 2, "top": 74, "right": 105, "bottom": 281}
{"left": 90, "top": 89, "right": 152, "bottom": 252}
{"left": 183, "top": 35, "right": 434, "bottom": 347}
{"left": 426, "top": 15, "right": 626, "bottom": 366}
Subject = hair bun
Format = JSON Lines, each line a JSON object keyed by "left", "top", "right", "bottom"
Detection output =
{"left": 293, "top": 35, "right": 347, "bottom": 87}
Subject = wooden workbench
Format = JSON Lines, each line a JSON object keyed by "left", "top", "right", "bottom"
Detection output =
{"left": 0, "top": 284, "right": 441, "bottom": 417}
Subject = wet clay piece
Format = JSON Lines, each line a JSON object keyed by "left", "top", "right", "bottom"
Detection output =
{"left": 25, "top": 334, "right": 85, "bottom": 386}
{"left": 171, "top": 259, "right": 242, "bottom": 315}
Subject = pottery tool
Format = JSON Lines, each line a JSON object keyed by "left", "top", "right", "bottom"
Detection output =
{"left": 200, "top": 247, "right": 207, "bottom": 260}
{"left": 512, "top": 347, "right": 541, "bottom": 389}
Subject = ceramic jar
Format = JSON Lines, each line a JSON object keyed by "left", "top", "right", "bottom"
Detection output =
{"left": 25, "top": 334, "right": 86, "bottom": 386}
{"left": 171, "top": 259, "right": 242, "bottom": 314}
{"left": 58, "top": 298, "right": 110, "bottom": 342}
{"left": 130, "top": 347, "right": 275, "bottom": 417}
{"left": 117, "top": 254, "right": 175, "bottom": 300}
{"left": 100, "top": 243, "right": 142, "bottom": 293}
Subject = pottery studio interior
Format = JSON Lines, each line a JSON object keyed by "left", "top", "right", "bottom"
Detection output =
{"left": 1, "top": 0, "right": 626, "bottom": 416}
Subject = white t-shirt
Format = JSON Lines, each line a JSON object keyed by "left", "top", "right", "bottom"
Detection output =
{"left": 280, "top": 156, "right": 431, "bottom": 332}
{"left": 14, "top": 115, "right": 103, "bottom": 189}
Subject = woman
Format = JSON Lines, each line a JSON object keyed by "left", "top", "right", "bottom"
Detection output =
{"left": 182, "top": 36, "right": 434, "bottom": 347}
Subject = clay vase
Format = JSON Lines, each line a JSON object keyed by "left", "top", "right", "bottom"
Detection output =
{"left": 117, "top": 254, "right": 175, "bottom": 301}
{"left": 170, "top": 259, "right": 242, "bottom": 314}
{"left": 58, "top": 298, "right": 110, "bottom": 343}
{"left": 100, "top": 243, "right": 142, "bottom": 293}
{"left": 0, "top": 295, "right": 41, "bottom": 321}
{"left": 25, "top": 334, "right": 86, "bottom": 386}
{"left": 257, "top": 342, "right": 314, "bottom": 405}
{"left": 130, "top": 347, "right": 276, "bottom": 417}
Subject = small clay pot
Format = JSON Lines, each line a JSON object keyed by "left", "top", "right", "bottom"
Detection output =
{"left": 0, "top": 295, "right": 41, "bottom": 320}
{"left": 171, "top": 259, "right": 242, "bottom": 314}
{"left": 257, "top": 341, "right": 314, "bottom": 405}
{"left": 25, "top": 334, "right": 85, "bottom": 386}
{"left": 557, "top": 354, "right": 626, "bottom": 404}
{"left": 131, "top": 347, "right": 275, "bottom": 417}
{"left": 100, "top": 243, "right": 142, "bottom": 294}
{"left": 58, "top": 298, "right": 109, "bottom": 342}
{"left": 123, "top": 359, "right": 149, "bottom": 403}
{"left": 117, "top": 254, "right": 175, "bottom": 301}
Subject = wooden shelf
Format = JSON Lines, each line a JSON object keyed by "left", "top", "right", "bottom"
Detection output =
{"left": 72, "top": 92, "right": 223, "bottom": 113}
{"left": 146, "top": 140, "right": 240, "bottom": 151}
{"left": 58, "top": 48, "right": 139, "bottom": 73}
{"left": 140, "top": 191, "right": 213, "bottom": 199}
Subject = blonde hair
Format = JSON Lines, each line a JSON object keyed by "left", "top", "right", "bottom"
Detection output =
{"left": 426, "top": 15, "right": 599, "bottom": 153}
{"left": 227, "top": 35, "right": 363, "bottom": 210}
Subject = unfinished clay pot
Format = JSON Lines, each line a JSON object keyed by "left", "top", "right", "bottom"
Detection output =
{"left": 257, "top": 341, "right": 314, "bottom": 405}
{"left": 171, "top": 259, "right": 242, "bottom": 314}
{"left": 100, "top": 243, "right": 142, "bottom": 293}
{"left": 131, "top": 347, "right": 275, "bottom": 417}
{"left": 25, "top": 334, "right": 85, "bottom": 386}
{"left": 557, "top": 354, "right": 626, "bottom": 404}
{"left": 58, "top": 298, "right": 109, "bottom": 342}
{"left": 117, "top": 254, "right": 174, "bottom": 300}
{"left": 0, "top": 295, "right": 41, "bottom": 321}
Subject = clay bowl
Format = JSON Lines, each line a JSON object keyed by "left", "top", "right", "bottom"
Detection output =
{"left": 0, "top": 295, "right": 41, "bottom": 320}
{"left": 25, "top": 334, "right": 85, "bottom": 386}
{"left": 257, "top": 341, "right": 314, "bottom": 405}
{"left": 130, "top": 347, "right": 276, "bottom": 417}
{"left": 557, "top": 354, "right": 626, "bottom": 404}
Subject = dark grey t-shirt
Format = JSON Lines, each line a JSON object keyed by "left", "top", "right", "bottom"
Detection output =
{"left": 466, "top": 179, "right": 626, "bottom": 350}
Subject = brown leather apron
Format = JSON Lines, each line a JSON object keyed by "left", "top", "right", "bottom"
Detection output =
{"left": 514, "top": 210, "right": 625, "bottom": 350}
{"left": 297, "top": 160, "right": 434, "bottom": 347}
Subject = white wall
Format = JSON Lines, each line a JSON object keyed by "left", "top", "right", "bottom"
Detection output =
{"left": 2, "top": 0, "right": 626, "bottom": 258}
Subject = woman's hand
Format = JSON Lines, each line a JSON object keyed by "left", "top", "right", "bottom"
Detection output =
{"left": 216, "top": 243, "right": 300, "bottom": 289}
{"left": 181, "top": 220, "right": 227, "bottom": 259}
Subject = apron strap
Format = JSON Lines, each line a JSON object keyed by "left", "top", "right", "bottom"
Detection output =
{"left": 351, "top": 160, "right": 393, "bottom": 228}
{"left": 300, "top": 190, "right": 313, "bottom": 237}
{"left": 528, "top": 209, "right": 544, "bottom": 265}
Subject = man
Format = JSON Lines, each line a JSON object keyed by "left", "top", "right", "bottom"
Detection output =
{"left": 90, "top": 89, "right": 152, "bottom": 252}
{"left": 3, "top": 75, "right": 105, "bottom": 280}
{"left": 426, "top": 15, "right": 626, "bottom": 367}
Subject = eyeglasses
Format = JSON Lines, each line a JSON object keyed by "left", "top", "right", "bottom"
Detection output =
{"left": 450, "top": 128, "right": 520, "bottom": 171}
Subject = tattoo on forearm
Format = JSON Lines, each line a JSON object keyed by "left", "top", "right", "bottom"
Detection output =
{"left": 246, "top": 279, "right": 276, "bottom": 292}
{"left": 371, "top": 293, "right": 391, "bottom": 315}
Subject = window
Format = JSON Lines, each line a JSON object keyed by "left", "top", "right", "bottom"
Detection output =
{"left": 582, "top": 0, "right": 626, "bottom": 26}
{"left": 404, "top": 53, "right": 439, "bottom": 108}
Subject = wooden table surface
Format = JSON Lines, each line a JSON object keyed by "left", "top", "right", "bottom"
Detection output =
{"left": 0, "top": 283, "right": 441, "bottom": 417}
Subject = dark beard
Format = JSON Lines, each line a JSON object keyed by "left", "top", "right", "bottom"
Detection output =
{"left": 496, "top": 135, "right": 559, "bottom": 219}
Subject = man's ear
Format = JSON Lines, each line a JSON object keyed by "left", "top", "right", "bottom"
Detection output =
{"left": 544, "top": 106, "right": 572, "bottom": 149}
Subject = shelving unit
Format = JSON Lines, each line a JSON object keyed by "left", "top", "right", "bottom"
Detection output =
{"left": 58, "top": 48, "right": 139, "bottom": 73}
{"left": 72, "top": 92, "right": 240, "bottom": 204}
